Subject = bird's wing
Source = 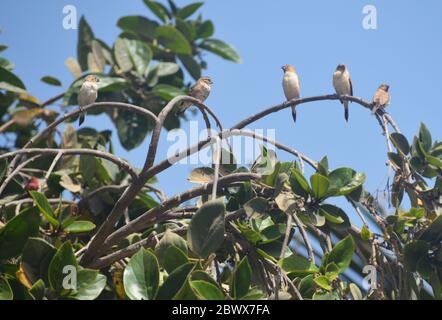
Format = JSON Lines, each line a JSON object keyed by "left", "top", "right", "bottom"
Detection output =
{"left": 188, "top": 82, "right": 199, "bottom": 97}
{"left": 349, "top": 77, "right": 353, "bottom": 96}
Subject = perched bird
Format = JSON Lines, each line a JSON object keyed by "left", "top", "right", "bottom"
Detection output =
{"left": 178, "top": 76, "right": 213, "bottom": 114}
{"left": 333, "top": 64, "right": 353, "bottom": 122}
{"left": 281, "top": 64, "right": 301, "bottom": 123}
{"left": 77, "top": 75, "right": 100, "bottom": 126}
{"left": 371, "top": 84, "right": 390, "bottom": 114}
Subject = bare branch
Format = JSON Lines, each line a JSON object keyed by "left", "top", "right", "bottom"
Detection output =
{"left": 1, "top": 148, "right": 137, "bottom": 179}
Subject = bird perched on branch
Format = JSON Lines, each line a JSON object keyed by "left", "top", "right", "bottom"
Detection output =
{"left": 333, "top": 64, "right": 353, "bottom": 122}
{"left": 371, "top": 84, "right": 390, "bottom": 115}
{"left": 77, "top": 75, "right": 100, "bottom": 126}
{"left": 178, "top": 76, "right": 213, "bottom": 115}
{"left": 281, "top": 64, "right": 301, "bottom": 123}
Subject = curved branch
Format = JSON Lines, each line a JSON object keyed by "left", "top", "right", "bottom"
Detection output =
{"left": 1, "top": 148, "right": 137, "bottom": 179}
{"left": 8, "top": 102, "right": 159, "bottom": 174}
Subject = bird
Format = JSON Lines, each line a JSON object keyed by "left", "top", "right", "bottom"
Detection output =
{"left": 281, "top": 64, "right": 301, "bottom": 123}
{"left": 333, "top": 64, "right": 353, "bottom": 122}
{"left": 77, "top": 75, "right": 100, "bottom": 126}
{"left": 371, "top": 84, "right": 390, "bottom": 115}
{"left": 178, "top": 76, "right": 213, "bottom": 115}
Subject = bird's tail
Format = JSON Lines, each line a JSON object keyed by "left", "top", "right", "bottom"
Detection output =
{"left": 344, "top": 101, "right": 349, "bottom": 122}
{"left": 79, "top": 106, "right": 85, "bottom": 126}
{"left": 291, "top": 105, "right": 297, "bottom": 123}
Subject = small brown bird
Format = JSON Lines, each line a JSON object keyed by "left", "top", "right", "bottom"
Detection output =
{"left": 281, "top": 64, "right": 301, "bottom": 123}
{"left": 77, "top": 75, "right": 100, "bottom": 126}
{"left": 371, "top": 84, "right": 390, "bottom": 114}
{"left": 178, "top": 76, "right": 213, "bottom": 114}
{"left": 333, "top": 64, "right": 353, "bottom": 122}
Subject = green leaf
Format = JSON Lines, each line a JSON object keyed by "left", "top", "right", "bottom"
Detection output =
{"left": 77, "top": 16, "right": 95, "bottom": 71}
{"left": 41, "top": 76, "right": 62, "bottom": 87}
{"left": 156, "top": 263, "right": 194, "bottom": 300}
{"left": 123, "top": 249, "right": 159, "bottom": 300}
{"left": 155, "top": 62, "right": 180, "bottom": 77}
{"left": 156, "top": 25, "right": 191, "bottom": 55}
{"left": 176, "top": 2, "right": 204, "bottom": 19}
{"left": 29, "top": 279, "right": 46, "bottom": 300}
{"left": 0, "top": 207, "right": 40, "bottom": 259}
{"left": 278, "top": 255, "right": 318, "bottom": 277}
{"left": 200, "top": 39, "right": 242, "bottom": 63}
{"left": 152, "top": 84, "right": 186, "bottom": 101}
{"left": 68, "top": 269, "right": 106, "bottom": 300}
{"left": 163, "top": 245, "right": 188, "bottom": 274}
{"left": 29, "top": 191, "right": 59, "bottom": 227}
{"left": 230, "top": 256, "right": 252, "bottom": 299}
{"left": 179, "top": 54, "right": 201, "bottom": 80}
{"left": 22, "top": 237, "right": 56, "bottom": 284}
{"left": 419, "top": 122, "right": 432, "bottom": 152}
{"left": 312, "top": 292, "right": 339, "bottom": 300}
{"left": 327, "top": 168, "right": 366, "bottom": 196}
{"left": 155, "top": 229, "right": 188, "bottom": 266}
{"left": 314, "top": 275, "right": 332, "bottom": 291}
{"left": 196, "top": 20, "right": 214, "bottom": 39}
{"left": 117, "top": 16, "right": 158, "bottom": 40}
{"left": 190, "top": 280, "right": 224, "bottom": 300}
{"left": 326, "top": 235, "right": 355, "bottom": 274}
{"left": 390, "top": 132, "right": 410, "bottom": 155}
{"left": 143, "top": 0, "right": 170, "bottom": 22}
{"left": 319, "top": 204, "right": 346, "bottom": 225}
{"left": 0, "top": 66, "right": 26, "bottom": 93}
{"left": 48, "top": 242, "right": 78, "bottom": 293}
{"left": 349, "top": 283, "right": 363, "bottom": 300}
{"left": 114, "top": 36, "right": 152, "bottom": 76}
{"left": 63, "top": 220, "right": 96, "bottom": 233}
{"left": 0, "top": 45, "right": 8, "bottom": 53}
{"left": 243, "top": 197, "right": 268, "bottom": 219}
{"left": 188, "top": 199, "right": 225, "bottom": 258}
{"left": 404, "top": 240, "right": 429, "bottom": 272}
{"left": 289, "top": 168, "right": 310, "bottom": 198}
{"left": 361, "top": 225, "right": 372, "bottom": 240}
{"left": 310, "top": 173, "right": 330, "bottom": 199}
{"left": 0, "top": 278, "right": 13, "bottom": 300}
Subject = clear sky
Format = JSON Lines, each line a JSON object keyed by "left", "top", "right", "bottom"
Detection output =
{"left": 1, "top": 0, "right": 442, "bottom": 222}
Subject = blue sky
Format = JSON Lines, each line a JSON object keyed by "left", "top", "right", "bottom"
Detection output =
{"left": 1, "top": 0, "right": 442, "bottom": 221}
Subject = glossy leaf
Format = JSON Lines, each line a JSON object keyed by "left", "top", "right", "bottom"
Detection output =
{"left": 187, "top": 199, "right": 225, "bottom": 258}
{"left": 114, "top": 36, "right": 152, "bottom": 76}
{"left": 156, "top": 25, "right": 191, "bottom": 55}
{"left": 123, "top": 249, "right": 160, "bottom": 300}
{"left": 325, "top": 235, "right": 355, "bottom": 274}
{"left": 191, "top": 280, "right": 224, "bottom": 300}
{"left": 29, "top": 191, "right": 59, "bottom": 227}
{"left": 230, "top": 256, "right": 252, "bottom": 299}
{"left": 68, "top": 269, "right": 106, "bottom": 300}
{"left": 176, "top": 2, "right": 204, "bottom": 19}
{"left": 0, "top": 207, "right": 40, "bottom": 259}
{"left": 63, "top": 221, "right": 96, "bottom": 233}
{"left": 48, "top": 242, "right": 78, "bottom": 293}
{"left": 310, "top": 173, "right": 329, "bottom": 199}
{"left": 200, "top": 39, "right": 241, "bottom": 63}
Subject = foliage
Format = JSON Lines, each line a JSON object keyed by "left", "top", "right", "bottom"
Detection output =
{"left": 0, "top": 0, "right": 441, "bottom": 301}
